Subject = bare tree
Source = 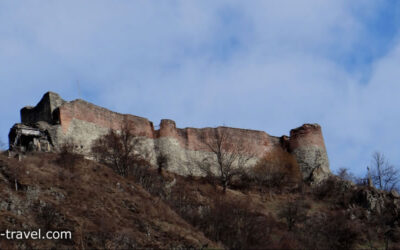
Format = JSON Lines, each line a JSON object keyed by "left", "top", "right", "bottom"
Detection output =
{"left": 199, "top": 128, "right": 254, "bottom": 192}
{"left": 56, "top": 139, "right": 83, "bottom": 169}
{"left": 336, "top": 167, "right": 355, "bottom": 182}
{"left": 370, "top": 152, "right": 399, "bottom": 191}
{"left": 91, "top": 119, "right": 144, "bottom": 177}
{"left": 253, "top": 148, "right": 301, "bottom": 188}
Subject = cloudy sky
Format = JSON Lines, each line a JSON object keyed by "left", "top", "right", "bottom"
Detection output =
{"left": 1, "top": 1, "right": 399, "bottom": 176}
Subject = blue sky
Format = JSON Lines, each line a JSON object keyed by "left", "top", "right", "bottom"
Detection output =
{"left": 1, "top": 0, "right": 400, "bottom": 176}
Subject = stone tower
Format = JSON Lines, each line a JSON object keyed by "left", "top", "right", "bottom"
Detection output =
{"left": 289, "top": 124, "right": 330, "bottom": 183}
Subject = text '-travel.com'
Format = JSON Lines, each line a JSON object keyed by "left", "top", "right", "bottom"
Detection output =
{"left": 0, "top": 229, "right": 72, "bottom": 240}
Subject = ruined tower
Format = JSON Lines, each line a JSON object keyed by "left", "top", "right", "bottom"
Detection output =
{"left": 289, "top": 124, "right": 330, "bottom": 183}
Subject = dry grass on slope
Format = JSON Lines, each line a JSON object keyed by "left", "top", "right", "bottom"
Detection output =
{"left": 0, "top": 153, "right": 218, "bottom": 249}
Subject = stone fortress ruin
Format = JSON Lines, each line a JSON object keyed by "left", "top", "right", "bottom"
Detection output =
{"left": 9, "top": 92, "right": 331, "bottom": 182}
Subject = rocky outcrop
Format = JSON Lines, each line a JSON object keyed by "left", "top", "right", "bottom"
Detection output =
{"left": 350, "top": 186, "right": 400, "bottom": 217}
{"left": 8, "top": 92, "right": 331, "bottom": 182}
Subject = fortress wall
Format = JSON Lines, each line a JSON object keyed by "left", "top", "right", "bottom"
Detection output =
{"left": 54, "top": 103, "right": 279, "bottom": 175}
{"left": 158, "top": 119, "right": 279, "bottom": 157}
{"left": 12, "top": 91, "right": 331, "bottom": 180}
{"left": 153, "top": 136, "right": 262, "bottom": 176}
{"left": 154, "top": 120, "right": 281, "bottom": 176}
{"left": 58, "top": 100, "right": 155, "bottom": 137}
{"left": 55, "top": 107, "right": 278, "bottom": 175}
{"left": 56, "top": 100, "right": 280, "bottom": 158}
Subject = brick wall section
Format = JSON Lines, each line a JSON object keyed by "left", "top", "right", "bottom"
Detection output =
{"left": 21, "top": 92, "right": 280, "bottom": 157}
{"left": 45, "top": 94, "right": 327, "bottom": 160}
{"left": 158, "top": 119, "right": 277, "bottom": 157}
{"left": 289, "top": 124, "right": 327, "bottom": 150}
{"left": 58, "top": 100, "right": 155, "bottom": 137}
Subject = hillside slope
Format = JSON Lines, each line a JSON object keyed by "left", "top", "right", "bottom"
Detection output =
{"left": 1, "top": 151, "right": 400, "bottom": 249}
{"left": 0, "top": 153, "right": 217, "bottom": 249}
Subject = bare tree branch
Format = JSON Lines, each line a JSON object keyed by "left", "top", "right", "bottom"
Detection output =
{"left": 91, "top": 118, "right": 148, "bottom": 177}
{"left": 199, "top": 128, "right": 255, "bottom": 192}
{"left": 336, "top": 167, "right": 355, "bottom": 182}
{"left": 370, "top": 152, "right": 399, "bottom": 191}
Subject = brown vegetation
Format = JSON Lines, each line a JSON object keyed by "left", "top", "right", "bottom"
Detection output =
{"left": 278, "top": 199, "right": 308, "bottom": 231}
{"left": 249, "top": 147, "right": 302, "bottom": 195}
{"left": 91, "top": 120, "right": 147, "bottom": 177}
{"left": 2, "top": 147, "right": 400, "bottom": 249}
{"left": 0, "top": 153, "right": 216, "bottom": 249}
{"left": 56, "top": 140, "right": 83, "bottom": 169}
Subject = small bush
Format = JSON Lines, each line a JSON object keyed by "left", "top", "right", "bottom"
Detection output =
{"left": 313, "top": 176, "right": 338, "bottom": 200}
{"left": 156, "top": 153, "right": 168, "bottom": 174}
{"left": 56, "top": 142, "right": 83, "bottom": 169}
{"left": 230, "top": 171, "right": 254, "bottom": 191}
{"left": 313, "top": 176, "right": 354, "bottom": 207}
{"left": 0, "top": 160, "right": 26, "bottom": 191}
{"left": 34, "top": 202, "right": 57, "bottom": 230}
{"left": 129, "top": 164, "right": 167, "bottom": 198}
{"left": 278, "top": 199, "right": 308, "bottom": 231}
{"left": 299, "top": 211, "right": 362, "bottom": 250}
{"left": 199, "top": 197, "right": 278, "bottom": 249}
{"left": 251, "top": 148, "right": 302, "bottom": 190}
{"left": 91, "top": 120, "right": 150, "bottom": 177}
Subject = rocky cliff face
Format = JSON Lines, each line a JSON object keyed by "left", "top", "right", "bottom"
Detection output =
{"left": 8, "top": 92, "right": 331, "bottom": 182}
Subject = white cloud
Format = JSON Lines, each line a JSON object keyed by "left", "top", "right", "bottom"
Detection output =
{"left": 0, "top": 1, "right": 399, "bottom": 175}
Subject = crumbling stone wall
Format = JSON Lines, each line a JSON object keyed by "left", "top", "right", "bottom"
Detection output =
{"left": 20, "top": 92, "right": 65, "bottom": 124}
{"left": 289, "top": 124, "right": 330, "bottom": 183}
{"left": 9, "top": 92, "right": 331, "bottom": 181}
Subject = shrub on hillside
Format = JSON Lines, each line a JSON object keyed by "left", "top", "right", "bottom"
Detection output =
{"left": 91, "top": 120, "right": 149, "bottom": 177}
{"left": 199, "top": 197, "right": 279, "bottom": 249}
{"left": 156, "top": 153, "right": 168, "bottom": 174}
{"left": 56, "top": 141, "right": 83, "bottom": 169}
{"left": 0, "top": 159, "right": 26, "bottom": 191}
{"left": 34, "top": 202, "right": 58, "bottom": 231}
{"left": 251, "top": 147, "right": 302, "bottom": 190}
{"left": 229, "top": 170, "right": 254, "bottom": 191}
{"left": 130, "top": 163, "right": 167, "bottom": 198}
{"left": 313, "top": 176, "right": 354, "bottom": 207}
{"left": 278, "top": 199, "right": 309, "bottom": 231}
{"left": 299, "top": 211, "right": 362, "bottom": 250}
